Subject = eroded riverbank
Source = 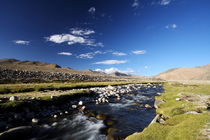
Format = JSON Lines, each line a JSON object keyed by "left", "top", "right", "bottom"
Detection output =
{"left": 0, "top": 83, "right": 163, "bottom": 140}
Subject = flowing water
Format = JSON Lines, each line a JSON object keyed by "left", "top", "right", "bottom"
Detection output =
{"left": 11, "top": 84, "right": 163, "bottom": 140}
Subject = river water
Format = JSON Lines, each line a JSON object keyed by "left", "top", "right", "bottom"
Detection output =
{"left": 27, "top": 83, "right": 163, "bottom": 140}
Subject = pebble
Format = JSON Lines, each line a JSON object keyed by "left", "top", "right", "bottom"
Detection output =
{"left": 78, "top": 101, "right": 83, "bottom": 106}
{"left": 32, "top": 118, "right": 39, "bottom": 123}
{"left": 72, "top": 105, "right": 77, "bottom": 108}
{"left": 145, "top": 104, "right": 152, "bottom": 108}
{"left": 9, "top": 96, "right": 18, "bottom": 101}
{"left": 52, "top": 122, "right": 58, "bottom": 126}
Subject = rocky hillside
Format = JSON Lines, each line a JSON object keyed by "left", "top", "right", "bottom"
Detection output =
{"left": 0, "top": 59, "right": 114, "bottom": 83}
{"left": 155, "top": 64, "right": 210, "bottom": 80}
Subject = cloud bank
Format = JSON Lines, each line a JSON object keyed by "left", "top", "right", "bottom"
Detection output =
{"left": 95, "top": 67, "right": 134, "bottom": 74}
{"left": 57, "top": 52, "right": 72, "bottom": 56}
{"left": 112, "top": 52, "right": 127, "bottom": 56}
{"left": 77, "top": 51, "right": 105, "bottom": 59}
{"left": 94, "top": 60, "right": 127, "bottom": 65}
{"left": 132, "top": 50, "right": 146, "bottom": 54}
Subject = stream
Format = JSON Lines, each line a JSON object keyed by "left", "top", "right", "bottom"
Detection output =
{"left": 0, "top": 83, "right": 163, "bottom": 140}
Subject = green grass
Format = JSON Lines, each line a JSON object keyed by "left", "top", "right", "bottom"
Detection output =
{"left": 0, "top": 89, "right": 92, "bottom": 111}
{"left": 126, "top": 82, "right": 210, "bottom": 140}
{"left": 0, "top": 100, "right": 26, "bottom": 111}
{"left": 0, "top": 81, "right": 158, "bottom": 94}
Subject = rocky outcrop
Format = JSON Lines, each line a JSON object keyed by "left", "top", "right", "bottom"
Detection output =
{"left": 0, "top": 68, "right": 110, "bottom": 82}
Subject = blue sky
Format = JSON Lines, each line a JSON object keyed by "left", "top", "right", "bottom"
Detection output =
{"left": 0, "top": 0, "right": 210, "bottom": 76}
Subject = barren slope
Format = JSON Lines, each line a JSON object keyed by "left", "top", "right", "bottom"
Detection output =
{"left": 155, "top": 64, "right": 210, "bottom": 80}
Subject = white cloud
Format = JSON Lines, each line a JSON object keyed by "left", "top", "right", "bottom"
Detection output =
{"left": 132, "top": 0, "right": 139, "bottom": 8}
{"left": 14, "top": 40, "right": 30, "bottom": 45}
{"left": 95, "top": 67, "right": 135, "bottom": 74}
{"left": 47, "top": 34, "right": 85, "bottom": 44}
{"left": 160, "top": 0, "right": 171, "bottom": 5}
{"left": 77, "top": 53, "right": 94, "bottom": 59}
{"left": 132, "top": 50, "right": 146, "bottom": 54}
{"left": 165, "top": 24, "right": 177, "bottom": 29}
{"left": 57, "top": 52, "right": 72, "bottom": 56}
{"left": 70, "top": 28, "right": 95, "bottom": 36}
{"left": 88, "top": 7, "right": 96, "bottom": 14}
{"left": 46, "top": 28, "right": 103, "bottom": 47}
{"left": 77, "top": 51, "right": 105, "bottom": 59}
{"left": 112, "top": 52, "right": 127, "bottom": 56}
{"left": 144, "top": 66, "right": 149, "bottom": 69}
{"left": 94, "top": 60, "right": 127, "bottom": 65}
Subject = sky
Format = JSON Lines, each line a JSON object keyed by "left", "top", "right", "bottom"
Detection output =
{"left": 0, "top": 0, "right": 210, "bottom": 76}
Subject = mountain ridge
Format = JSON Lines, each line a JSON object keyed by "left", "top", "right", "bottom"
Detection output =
{"left": 155, "top": 64, "right": 210, "bottom": 80}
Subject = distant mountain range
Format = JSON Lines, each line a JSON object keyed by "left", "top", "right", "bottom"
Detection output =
{"left": 155, "top": 64, "right": 210, "bottom": 80}
{"left": 3, "top": 58, "right": 209, "bottom": 81}
{"left": 0, "top": 59, "right": 105, "bottom": 75}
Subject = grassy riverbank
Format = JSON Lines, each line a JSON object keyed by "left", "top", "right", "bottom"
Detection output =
{"left": 0, "top": 81, "right": 150, "bottom": 94}
{"left": 126, "top": 82, "right": 210, "bottom": 140}
{"left": 0, "top": 81, "right": 157, "bottom": 110}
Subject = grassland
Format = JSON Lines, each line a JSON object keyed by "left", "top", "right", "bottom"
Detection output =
{"left": 126, "top": 82, "right": 210, "bottom": 140}
{"left": 0, "top": 81, "right": 154, "bottom": 110}
{"left": 0, "top": 81, "right": 148, "bottom": 94}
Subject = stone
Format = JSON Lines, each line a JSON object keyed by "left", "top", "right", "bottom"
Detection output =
{"left": 53, "top": 115, "right": 58, "bottom": 118}
{"left": 106, "top": 120, "right": 115, "bottom": 126}
{"left": 80, "top": 106, "right": 86, "bottom": 111}
{"left": 9, "top": 96, "right": 18, "bottom": 101}
{"left": 107, "top": 85, "right": 114, "bottom": 89}
{"left": 52, "top": 122, "right": 58, "bottom": 126}
{"left": 50, "top": 96, "right": 56, "bottom": 99}
{"left": 96, "top": 114, "right": 106, "bottom": 120}
{"left": 158, "top": 118, "right": 165, "bottom": 124}
{"left": 176, "top": 98, "right": 181, "bottom": 101}
{"left": 31, "top": 118, "right": 39, "bottom": 123}
{"left": 145, "top": 104, "right": 152, "bottom": 108}
{"left": 72, "top": 105, "right": 77, "bottom": 109}
{"left": 78, "top": 101, "right": 83, "bottom": 106}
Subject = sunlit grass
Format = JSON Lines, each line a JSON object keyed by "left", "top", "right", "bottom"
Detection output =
{"left": 0, "top": 81, "right": 160, "bottom": 94}
{"left": 126, "top": 82, "right": 210, "bottom": 140}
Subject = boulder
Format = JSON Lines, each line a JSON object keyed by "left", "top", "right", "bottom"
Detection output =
{"left": 96, "top": 114, "right": 106, "bottom": 120}
{"left": 9, "top": 96, "right": 18, "bottom": 101}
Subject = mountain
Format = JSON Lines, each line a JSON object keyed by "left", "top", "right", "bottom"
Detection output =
{"left": 155, "top": 64, "right": 210, "bottom": 80}
{"left": 0, "top": 58, "right": 105, "bottom": 76}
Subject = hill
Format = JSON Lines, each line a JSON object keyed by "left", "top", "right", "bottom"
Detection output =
{"left": 155, "top": 64, "right": 210, "bottom": 80}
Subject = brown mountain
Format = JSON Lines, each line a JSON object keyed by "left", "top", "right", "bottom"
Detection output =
{"left": 0, "top": 59, "right": 103, "bottom": 76}
{"left": 155, "top": 64, "right": 210, "bottom": 80}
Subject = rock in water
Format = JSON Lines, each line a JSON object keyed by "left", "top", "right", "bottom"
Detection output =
{"left": 9, "top": 96, "right": 18, "bottom": 101}
{"left": 145, "top": 104, "right": 152, "bottom": 108}
{"left": 78, "top": 101, "right": 83, "bottom": 106}
{"left": 72, "top": 105, "right": 77, "bottom": 109}
{"left": 31, "top": 118, "right": 39, "bottom": 123}
{"left": 96, "top": 114, "right": 106, "bottom": 120}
